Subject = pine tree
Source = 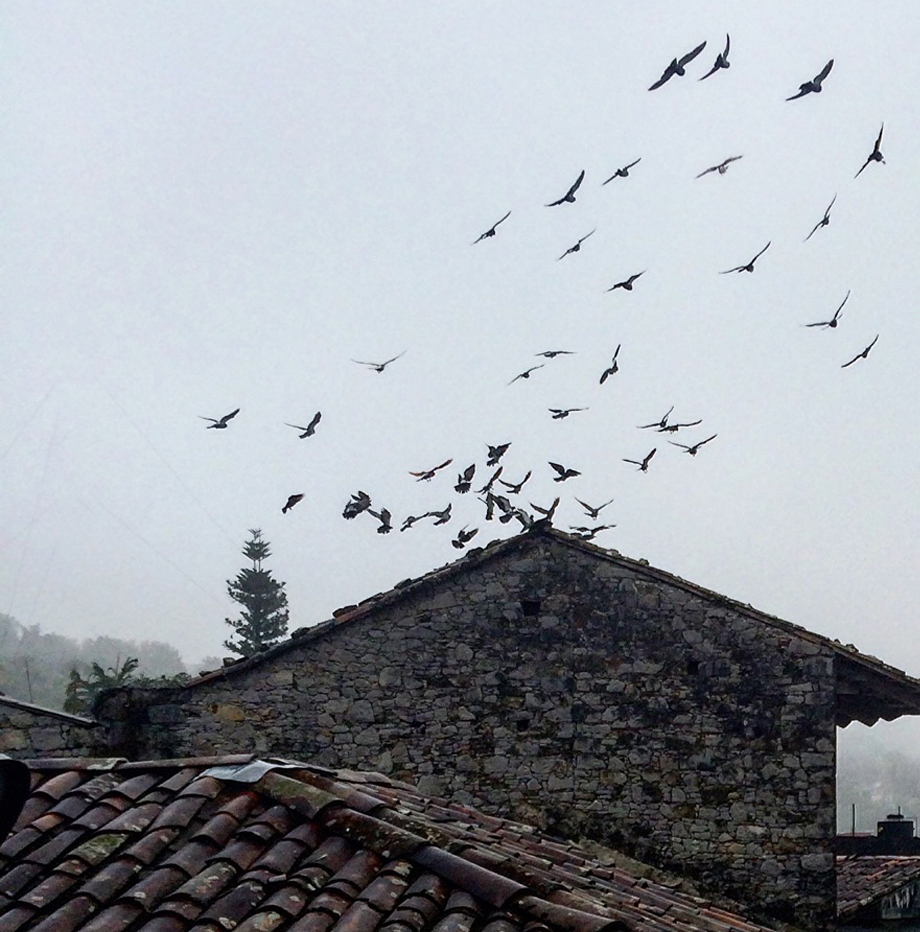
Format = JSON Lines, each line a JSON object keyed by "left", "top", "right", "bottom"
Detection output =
{"left": 224, "top": 529, "right": 289, "bottom": 657}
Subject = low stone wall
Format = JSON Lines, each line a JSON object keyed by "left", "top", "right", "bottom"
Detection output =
{"left": 0, "top": 697, "right": 99, "bottom": 758}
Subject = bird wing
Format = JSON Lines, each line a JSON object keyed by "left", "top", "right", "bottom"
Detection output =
{"left": 579, "top": 229, "right": 596, "bottom": 244}
{"left": 612, "top": 343, "right": 621, "bottom": 359}
{"left": 380, "top": 350, "right": 406, "bottom": 367}
{"left": 678, "top": 41, "right": 707, "bottom": 67}
{"left": 696, "top": 164, "right": 718, "bottom": 177}
{"left": 833, "top": 291, "right": 851, "bottom": 320}
{"left": 786, "top": 86, "right": 809, "bottom": 101}
{"left": 854, "top": 157, "right": 871, "bottom": 178}
{"left": 824, "top": 193, "right": 837, "bottom": 216}
{"left": 645, "top": 448, "right": 657, "bottom": 463}
{"left": 548, "top": 462, "right": 565, "bottom": 476}
{"left": 625, "top": 158, "right": 641, "bottom": 170}
{"left": 220, "top": 408, "right": 240, "bottom": 424}
{"left": 804, "top": 220, "right": 822, "bottom": 241}
{"left": 720, "top": 264, "right": 744, "bottom": 274}
{"left": 648, "top": 62, "right": 676, "bottom": 91}
{"left": 698, "top": 62, "right": 719, "bottom": 81}
{"left": 566, "top": 169, "right": 586, "bottom": 197}
{"left": 754, "top": 241, "right": 771, "bottom": 261}
{"left": 865, "top": 334, "right": 880, "bottom": 353}
{"left": 198, "top": 416, "right": 218, "bottom": 423}
{"left": 285, "top": 422, "right": 309, "bottom": 431}
{"left": 495, "top": 210, "right": 511, "bottom": 227}
{"left": 668, "top": 441, "right": 691, "bottom": 450}
{"left": 874, "top": 123, "right": 884, "bottom": 152}
{"left": 815, "top": 58, "right": 834, "bottom": 83}
{"left": 723, "top": 33, "right": 730, "bottom": 56}
{"left": 307, "top": 411, "right": 322, "bottom": 430}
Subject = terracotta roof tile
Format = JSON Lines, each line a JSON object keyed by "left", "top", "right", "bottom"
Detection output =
{"left": 79, "top": 901, "right": 144, "bottom": 932}
{"left": 287, "top": 911, "right": 340, "bottom": 932}
{"left": 0, "top": 906, "right": 38, "bottom": 932}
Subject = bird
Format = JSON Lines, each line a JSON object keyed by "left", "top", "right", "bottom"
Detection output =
{"left": 549, "top": 407, "right": 587, "bottom": 419}
{"left": 669, "top": 434, "right": 717, "bottom": 455}
{"left": 841, "top": 335, "right": 879, "bottom": 368}
{"left": 602, "top": 158, "right": 641, "bottom": 184}
{"left": 557, "top": 229, "right": 596, "bottom": 261}
{"left": 606, "top": 271, "right": 645, "bottom": 292}
{"left": 508, "top": 364, "right": 545, "bottom": 385}
{"left": 409, "top": 458, "right": 453, "bottom": 482}
{"left": 721, "top": 241, "right": 770, "bottom": 274}
{"left": 282, "top": 493, "right": 304, "bottom": 514}
{"left": 658, "top": 419, "right": 702, "bottom": 433}
{"left": 648, "top": 41, "right": 707, "bottom": 90}
{"left": 786, "top": 59, "right": 834, "bottom": 100}
{"left": 530, "top": 497, "right": 561, "bottom": 520}
{"left": 480, "top": 492, "right": 498, "bottom": 521}
{"left": 477, "top": 466, "right": 504, "bottom": 494}
{"left": 428, "top": 504, "right": 452, "bottom": 526}
{"left": 855, "top": 124, "right": 885, "bottom": 178}
{"left": 536, "top": 349, "right": 575, "bottom": 358}
{"left": 804, "top": 291, "right": 849, "bottom": 329}
{"left": 623, "top": 448, "right": 656, "bottom": 472}
{"left": 285, "top": 412, "right": 322, "bottom": 438}
{"left": 199, "top": 408, "right": 240, "bottom": 429}
{"left": 400, "top": 514, "right": 427, "bottom": 532}
{"left": 575, "top": 497, "right": 614, "bottom": 519}
{"left": 454, "top": 464, "right": 476, "bottom": 494}
{"left": 638, "top": 406, "right": 674, "bottom": 430}
{"left": 342, "top": 491, "right": 372, "bottom": 519}
{"left": 698, "top": 34, "right": 731, "bottom": 80}
{"left": 451, "top": 526, "right": 479, "bottom": 549}
{"left": 352, "top": 351, "right": 406, "bottom": 372}
{"left": 368, "top": 508, "right": 393, "bottom": 534}
{"left": 696, "top": 155, "right": 742, "bottom": 178}
{"left": 599, "top": 345, "right": 621, "bottom": 384}
{"left": 499, "top": 470, "right": 532, "bottom": 495}
{"left": 472, "top": 210, "right": 511, "bottom": 244}
{"left": 804, "top": 194, "right": 837, "bottom": 241}
{"left": 570, "top": 524, "right": 616, "bottom": 541}
{"left": 549, "top": 462, "right": 581, "bottom": 482}
{"left": 486, "top": 443, "right": 511, "bottom": 466}
{"left": 546, "top": 169, "right": 585, "bottom": 206}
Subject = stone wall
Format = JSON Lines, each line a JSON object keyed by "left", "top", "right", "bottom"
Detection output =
{"left": 0, "top": 697, "right": 100, "bottom": 758}
{"left": 97, "top": 535, "right": 837, "bottom": 928}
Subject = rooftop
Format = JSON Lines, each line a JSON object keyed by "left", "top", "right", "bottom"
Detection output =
{"left": 837, "top": 855, "right": 920, "bottom": 919}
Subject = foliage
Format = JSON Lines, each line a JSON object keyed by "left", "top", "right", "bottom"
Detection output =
{"left": 63, "top": 656, "right": 140, "bottom": 714}
{"left": 223, "top": 529, "right": 289, "bottom": 657}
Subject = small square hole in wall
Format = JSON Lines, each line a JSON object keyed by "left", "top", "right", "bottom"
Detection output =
{"left": 686, "top": 659, "right": 701, "bottom": 675}
{"left": 520, "top": 599, "right": 541, "bottom": 617}
{"left": 516, "top": 718, "right": 530, "bottom": 732}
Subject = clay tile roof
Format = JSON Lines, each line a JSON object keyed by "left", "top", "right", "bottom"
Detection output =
{"left": 0, "top": 756, "right": 785, "bottom": 932}
{"left": 837, "top": 855, "right": 920, "bottom": 918}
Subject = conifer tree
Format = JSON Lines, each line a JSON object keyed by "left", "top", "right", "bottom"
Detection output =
{"left": 223, "top": 529, "right": 289, "bottom": 657}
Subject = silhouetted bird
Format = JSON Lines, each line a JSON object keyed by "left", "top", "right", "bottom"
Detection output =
{"left": 603, "top": 158, "right": 641, "bottom": 184}
{"left": 282, "top": 493, "right": 304, "bottom": 514}
{"left": 477, "top": 466, "right": 504, "bottom": 494}
{"left": 285, "top": 412, "right": 321, "bottom": 438}
{"left": 669, "top": 434, "right": 717, "bottom": 455}
{"left": 638, "top": 406, "right": 674, "bottom": 430}
{"left": 549, "top": 462, "right": 581, "bottom": 482}
{"left": 499, "top": 470, "right": 532, "bottom": 494}
{"left": 368, "top": 508, "right": 392, "bottom": 534}
{"left": 342, "top": 491, "right": 372, "bottom": 519}
{"left": 699, "top": 34, "right": 731, "bottom": 80}
{"left": 454, "top": 464, "right": 476, "bottom": 493}
{"left": 199, "top": 408, "right": 240, "bottom": 429}
{"left": 428, "top": 504, "right": 452, "bottom": 526}
{"left": 649, "top": 41, "right": 707, "bottom": 90}
{"left": 607, "top": 271, "right": 645, "bottom": 292}
{"left": 557, "top": 229, "right": 596, "bottom": 260}
{"left": 536, "top": 349, "right": 575, "bottom": 358}
{"left": 658, "top": 419, "right": 702, "bottom": 433}
{"left": 575, "top": 497, "right": 614, "bottom": 519}
{"left": 786, "top": 59, "right": 834, "bottom": 100}
{"left": 841, "top": 335, "right": 879, "bottom": 368}
{"left": 721, "top": 241, "right": 770, "bottom": 274}
{"left": 546, "top": 170, "right": 585, "bottom": 206}
{"left": 472, "top": 211, "right": 511, "bottom": 244}
{"left": 400, "top": 514, "right": 426, "bottom": 532}
{"left": 409, "top": 458, "right": 453, "bottom": 482}
{"left": 804, "top": 291, "right": 849, "bottom": 329}
{"left": 855, "top": 124, "right": 885, "bottom": 178}
{"left": 805, "top": 194, "right": 837, "bottom": 241}
{"left": 570, "top": 524, "right": 616, "bottom": 541}
{"left": 549, "top": 407, "right": 587, "bottom": 419}
{"left": 696, "top": 155, "right": 742, "bottom": 177}
{"left": 452, "top": 526, "right": 479, "bottom": 549}
{"left": 531, "top": 497, "right": 561, "bottom": 520}
{"left": 352, "top": 351, "right": 405, "bottom": 372}
{"left": 508, "top": 364, "right": 544, "bottom": 385}
{"left": 600, "top": 345, "right": 621, "bottom": 383}
{"left": 623, "top": 448, "right": 656, "bottom": 472}
{"left": 486, "top": 443, "right": 511, "bottom": 466}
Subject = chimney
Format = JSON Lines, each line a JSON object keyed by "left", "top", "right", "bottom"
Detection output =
{"left": 877, "top": 810, "right": 915, "bottom": 851}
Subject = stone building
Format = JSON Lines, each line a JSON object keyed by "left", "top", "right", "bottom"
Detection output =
{"left": 94, "top": 524, "right": 920, "bottom": 929}
{"left": 0, "top": 693, "right": 99, "bottom": 759}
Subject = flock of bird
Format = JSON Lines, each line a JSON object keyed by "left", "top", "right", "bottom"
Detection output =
{"left": 199, "top": 35, "right": 887, "bottom": 556}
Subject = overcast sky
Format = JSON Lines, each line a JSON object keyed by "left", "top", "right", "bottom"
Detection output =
{"left": 3, "top": 3, "right": 919, "bottom": 784}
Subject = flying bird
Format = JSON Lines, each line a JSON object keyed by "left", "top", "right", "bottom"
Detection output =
{"left": 368, "top": 508, "right": 393, "bottom": 534}
{"left": 841, "top": 334, "right": 879, "bottom": 368}
{"left": 699, "top": 34, "right": 731, "bottom": 80}
{"left": 575, "top": 497, "right": 614, "bottom": 519}
{"left": 199, "top": 408, "right": 240, "bottom": 429}
{"left": 409, "top": 458, "right": 453, "bottom": 482}
{"left": 508, "top": 364, "right": 545, "bottom": 385}
{"left": 451, "top": 526, "right": 479, "bottom": 549}
{"left": 531, "top": 497, "right": 561, "bottom": 520}
{"left": 599, "top": 345, "right": 621, "bottom": 384}
{"left": 638, "top": 406, "right": 674, "bottom": 430}
{"left": 499, "top": 470, "right": 532, "bottom": 495}
{"left": 454, "top": 464, "right": 476, "bottom": 494}
{"left": 352, "top": 351, "right": 406, "bottom": 373}
{"left": 721, "top": 241, "right": 771, "bottom": 274}
{"left": 602, "top": 158, "right": 641, "bottom": 184}
{"left": 428, "top": 504, "right": 452, "bottom": 526}
{"left": 804, "top": 291, "right": 849, "bottom": 329}
{"left": 786, "top": 59, "right": 834, "bottom": 100}
{"left": 607, "top": 271, "right": 645, "bottom": 292}
{"left": 546, "top": 169, "right": 586, "bottom": 206}
{"left": 400, "top": 514, "right": 427, "bottom": 532}
{"left": 486, "top": 443, "right": 511, "bottom": 466}
{"left": 472, "top": 210, "right": 511, "bottom": 244}
{"left": 804, "top": 194, "right": 837, "bottom": 241}
{"left": 696, "top": 155, "right": 742, "bottom": 178}
{"left": 477, "top": 466, "right": 504, "bottom": 494}
{"left": 536, "top": 349, "right": 575, "bottom": 358}
{"left": 549, "top": 407, "right": 588, "bottom": 419}
{"left": 342, "top": 491, "right": 372, "bottom": 519}
{"left": 549, "top": 462, "right": 581, "bottom": 482}
{"left": 669, "top": 434, "right": 717, "bottom": 455}
{"left": 570, "top": 524, "right": 616, "bottom": 541}
{"left": 648, "top": 41, "right": 707, "bottom": 90}
{"left": 557, "top": 229, "right": 596, "bottom": 261}
{"left": 658, "top": 419, "right": 702, "bottom": 433}
{"left": 855, "top": 124, "right": 885, "bottom": 178}
{"left": 623, "top": 448, "right": 657, "bottom": 472}
{"left": 285, "top": 412, "right": 322, "bottom": 438}
{"left": 282, "top": 493, "right": 304, "bottom": 514}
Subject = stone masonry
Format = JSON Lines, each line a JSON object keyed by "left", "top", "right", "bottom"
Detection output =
{"left": 95, "top": 529, "right": 850, "bottom": 928}
{"left": 0, "top": 695, "right": 99, "bottom": 758}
